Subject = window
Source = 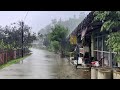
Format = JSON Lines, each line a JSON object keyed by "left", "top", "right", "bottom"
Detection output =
{"left": 93, "top": 34, "right": 114, "bottom": 67}
{"left": 94, "top": 51, "right": 97, "bottom": 58}
{"left": 112, "top": 53, "right": 116, "bottom": 61}
{"left": 112, "top": 53, "right": 117, "bottom": 66}
{"left": 93, "top": 38, "right": 97, "bottom": 50}
{"left": 94, "top": 51, "right": 97, "bottom": 61}
{"left": 98, "top": 37, "right": 102, "bottom": 50}
{"left": 103, "top": 36, "right": 109, "bottom": 51}
{"left": 103, "top": 52, "right": 109, "bottom": 66}
{"left": 97, "top": 52, "right": 102, "bottom": 60}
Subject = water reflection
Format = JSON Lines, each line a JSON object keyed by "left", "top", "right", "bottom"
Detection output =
{"left": 0, "top": 48, "right": 82, "bottom": 79}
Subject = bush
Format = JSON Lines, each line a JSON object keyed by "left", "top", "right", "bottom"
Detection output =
{"left": 51, "top": 41, "right": 60, "bottom": 53}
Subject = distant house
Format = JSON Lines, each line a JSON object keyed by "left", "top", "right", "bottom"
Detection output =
{"left": 70, "top": 11, "right": 117, "bottom": 67}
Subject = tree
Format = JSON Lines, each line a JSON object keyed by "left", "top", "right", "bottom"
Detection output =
{"left": 94, "top": 11, "right": 120, "bottom": 62}
{"left": 0, "top": 21, "right": 36, "bottom": 51}
{"left": 94, "top": 11, "right": 120, "bottom": 32}
{"left": 52, "top": 19, "right": 57, "bottom": 25}
{"left": 38, "top": 14, "right": 86, "bottom": 36}
{"left": 38, "top": 14, "right": 87, "bottom": 56}
{"left": 49, "top": 25, "right": 69, "bottom": 42}
{"left": 51, "top": 41, "right": 60, "bottom": 53}
{"left": 49, "top": 24, "right": 69, "bottom": 57}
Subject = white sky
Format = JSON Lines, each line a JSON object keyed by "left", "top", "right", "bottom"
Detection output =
{"left": 0, "top": 11, "right": 90, "bottom": 33}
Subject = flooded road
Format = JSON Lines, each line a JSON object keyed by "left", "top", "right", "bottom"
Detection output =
{"left": 0, "top": 48, "right": 83, "bottom": 79}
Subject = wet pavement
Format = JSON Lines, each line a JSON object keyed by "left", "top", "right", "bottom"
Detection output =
{"left": 0, "top": 48, "right": 86, "bottom": 79}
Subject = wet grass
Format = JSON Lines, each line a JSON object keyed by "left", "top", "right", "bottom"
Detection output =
{"left": 0, "top": 54, "right": 32, "bottom": 69}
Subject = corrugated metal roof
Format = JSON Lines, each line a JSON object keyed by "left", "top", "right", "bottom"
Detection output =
{"left": 70, "top": 11, "right": 103, "bottom": 37}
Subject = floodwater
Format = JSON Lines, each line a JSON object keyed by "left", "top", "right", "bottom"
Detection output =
{"left": 0, "top": 48, "right": 86, "bottom": 79}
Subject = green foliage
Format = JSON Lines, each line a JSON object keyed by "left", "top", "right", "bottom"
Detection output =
{"left": 94, "top": 11, "right": 120, "bottom": 62}
{"left": 106, "top": 32, "right": 120, "bottom": 62}
{"left": 94, "top": 11, "right": 110, "bottom": 21}
{"left": 38, "top": 14, "right": 87, "bottom": 55}
{"left": 51, "top": 41, "right": 60, "bottom": 53}
{"left": 48, "top": 24, "right": 69, "bottom": 53}
{"left": 0, "top": 54, "right": 31, "bottom": 69}
{"left": 0, "top": 21, "right": 37, "bottom": 51}
{"left": 0, "top": 39, "right": 5, "bottom": 50}
{"left": 49, "top": 24, "right": 69, "bottom": 42}
{"left": 94, "top": 11, "right": 120, "bottom": 32}
{"left": 106, "top": 32, "right": 120, "bottom": 52}
{"left": 38, "top": 13, "right": 87, "bottom": 55}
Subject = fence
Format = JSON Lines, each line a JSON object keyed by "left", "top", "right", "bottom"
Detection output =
{"left": 0, "top": 48, "right": 30, "bottom": 65}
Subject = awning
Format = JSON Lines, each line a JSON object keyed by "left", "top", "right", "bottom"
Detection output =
{"left": 81, "top": 27, "right": 87, "bottom": 40}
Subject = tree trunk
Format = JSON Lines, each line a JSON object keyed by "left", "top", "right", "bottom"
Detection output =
{"left": 60, "top": 49, "right": 64, "bottom": 58}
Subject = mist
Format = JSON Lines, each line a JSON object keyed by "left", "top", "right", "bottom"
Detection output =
{"left": 0, "top": 11, "right": 90, "bottom": 34}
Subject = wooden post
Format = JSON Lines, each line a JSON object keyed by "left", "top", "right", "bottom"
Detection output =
{"left": 5, "top": 51, "right": 8, "bottom": 63}
{"left": 0, "top": 53, "right": 3, "bottom": 64}
{"left": 14, "top": 50, "right": 16, "bottom": 59}
{"left": 2, "top": 52, "right": 4, "bottom": 64}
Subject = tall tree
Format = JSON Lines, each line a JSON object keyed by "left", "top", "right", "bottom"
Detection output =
{"left": 49, "top": 24, "right": 69, "bottom": 57}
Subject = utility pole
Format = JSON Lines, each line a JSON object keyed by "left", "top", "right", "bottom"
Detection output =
{"left": 21, "top": 21, "right": 24, "bottom": 58}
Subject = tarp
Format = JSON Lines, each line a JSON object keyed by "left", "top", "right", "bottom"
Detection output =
{"left": 70, "top": 35, "right": 77, "bottom": 45}
{"left": 81, "top": 27, "right": 87, "bottom": 40}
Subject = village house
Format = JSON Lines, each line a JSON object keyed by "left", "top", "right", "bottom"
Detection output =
{"left": 70, "top": 11, "right": 118, "bottom": 67}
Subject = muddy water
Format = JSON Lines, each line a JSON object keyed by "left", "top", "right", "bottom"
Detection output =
{"left": 0, "top": 48, "right": 87, "bottom": 79}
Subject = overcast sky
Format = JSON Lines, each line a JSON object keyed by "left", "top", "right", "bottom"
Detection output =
{"left": 0, "top": 11, "right": 90, "bottom": 33}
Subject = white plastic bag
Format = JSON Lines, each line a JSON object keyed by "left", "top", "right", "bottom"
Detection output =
{"left": 78, "top": 57, "right": 82, "bottom": 64}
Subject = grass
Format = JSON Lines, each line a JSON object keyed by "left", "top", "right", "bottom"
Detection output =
{"left": 0, "top": 53, "right": 32, "bottom": 69}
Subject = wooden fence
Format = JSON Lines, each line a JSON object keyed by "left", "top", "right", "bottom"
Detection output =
{"left": 0, "top": 48, "right": 30, "bottom": 65}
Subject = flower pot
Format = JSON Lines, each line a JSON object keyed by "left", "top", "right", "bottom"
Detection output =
{"left": 113, "top": 68, "right": 120, "bottom": 79}
{"left": 91, "top": 67, "right": 98, "bottom": 79}
{"left": 79, "top": 67, "right": 91, "bottom": 79}
{"left": 97, "top": 67, "right": 113, "bottom": 79}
